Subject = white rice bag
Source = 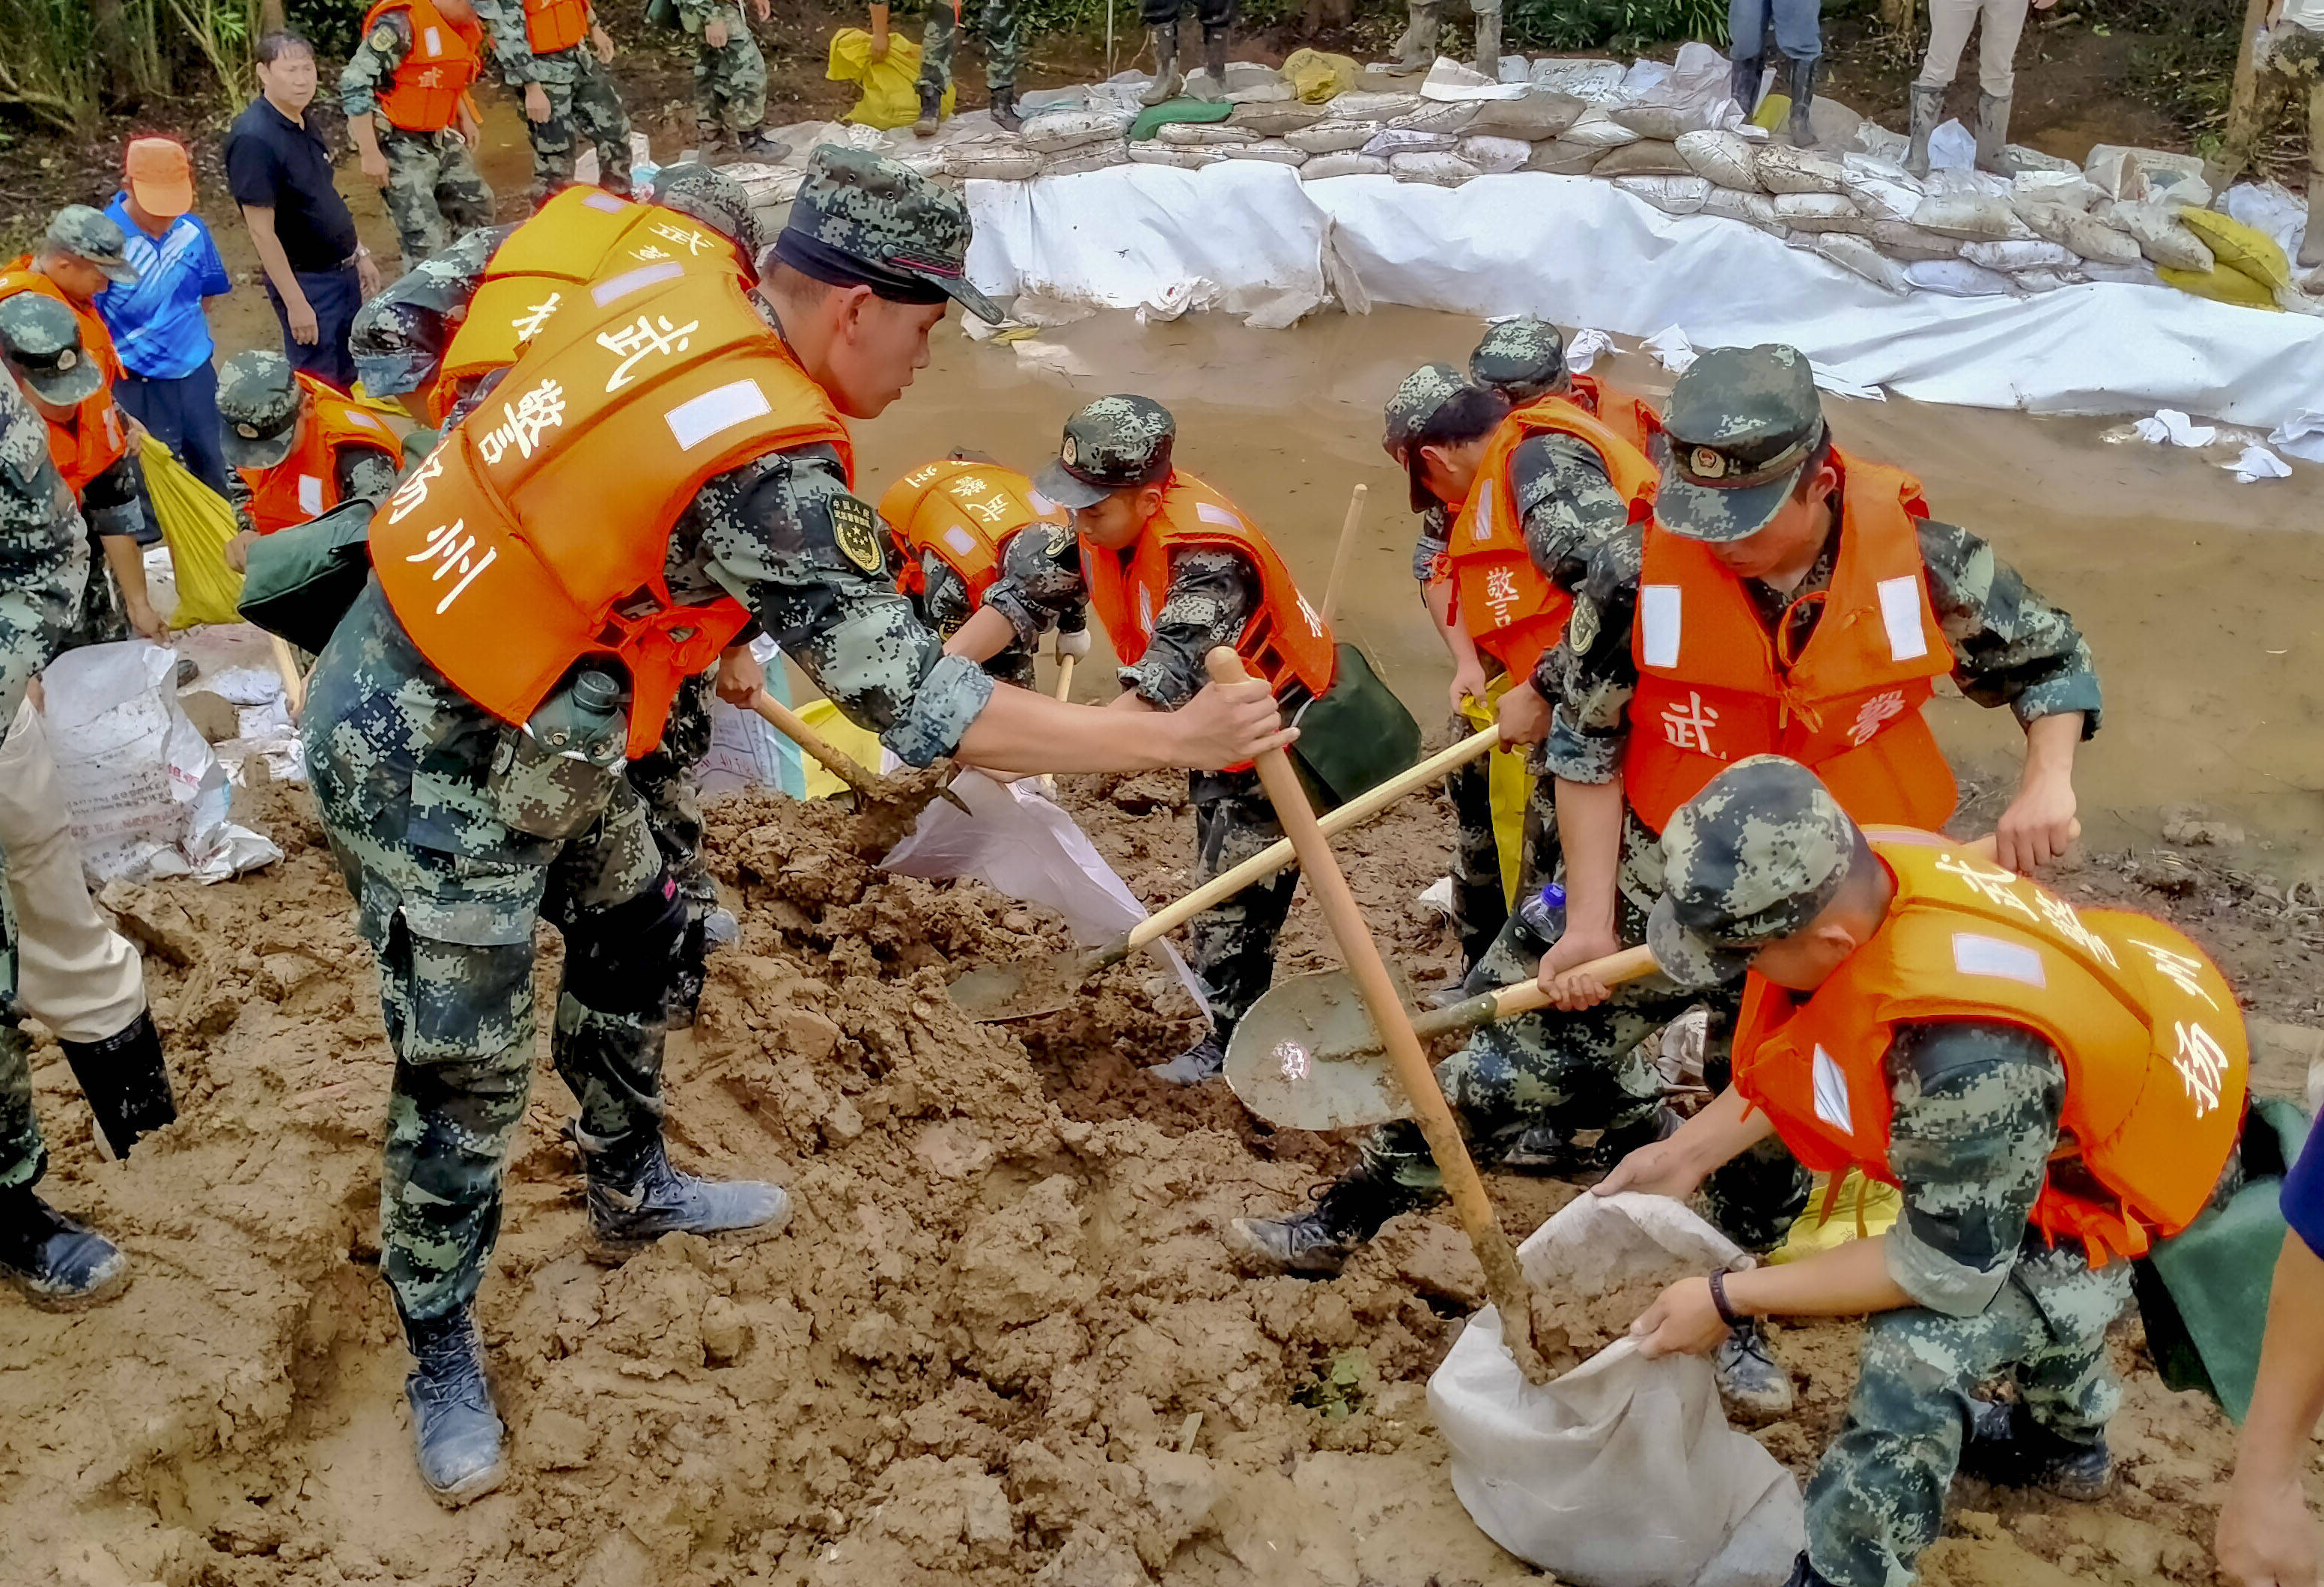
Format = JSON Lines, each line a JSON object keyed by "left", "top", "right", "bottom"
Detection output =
{"left": 1812, "top": 232, "right": 1910, "bottom": 293}
{"left": 1127, "top": 142, "right": 1223, "bottom": 168}
{"left": 1526, "top": 141, "right": 1605, "bottom": 175}
{"left": 1301, "top": 151, "right": 1391, "bottom": 179}
{"left": 2116, "top": 199, "right": 2216, "bottom": 270}
{"left": 1754, "top": 145, "right": 1849, "bottom": 195}
{"left": 1219, "top": 138, "right": 1308, "bottom": 165}
{"left": 2080, "top": 258, "right": 2161, "bottom": 286}
{"left": 1962, "top": 237, "right": 2079, "bottom": 271}
{"left": 1392, "top": 99, "right": 1480, "bottom": 135}
{"left": 1530, "top": 57, "right": 1628, "bottom": 102}
{"left": 1862, "top": 219, "right": 1966, "bottom": 261}
{"left": 1911, "top": 193, "right": 2027, "bottom": 240}
{"left": 2011, "top": 269, "right": 2081, "bottom": 293}
{"left": 2011, "top": 168, "right": 2100, "bottom": 213}
{"left": 1615, "top": 174, "right": 1713, "bottom": 215}
{"left": 1458, "top": 135, "right": 1534, "bottom": 174}
{"left": 1559, "top": 108, "right": 1643, "bottom": 147}
{"left": 1366, "top": 127, "right": 1458, "bottom": 156}
{"left": 1903, "top": 258, "right": 2018, "bottom": 296}
{"left": 1286, "top": 120, "right": 1380, "bottom": 153}
{"left": 1676, "top": 130, "right": 1760, "bottom": 191}
{"left": 1774, "top": 192, "right": 1864, "bottom": 232}
{"left": 1333, "top": 91, "right": 1423, "bottom": 121}
{"left": 2016, "top": 204, "right": 2143, "bottom": 266}
{"left": 1703, "top": 186, "right": 1783, "bottom": 232}
{"left": 1158, "top": 121, "right": 1258, "bottom": 145}
{"left": 1020, "top": 108, "right": 1129, "bottom": 152}
{"left": 1390, "top": 150, "right": 1482, "bottom": 186}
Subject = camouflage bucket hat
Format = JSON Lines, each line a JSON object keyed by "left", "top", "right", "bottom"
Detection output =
{"left": 0, "top": 294, "right": 103, "bottom": 406}
{"left": 1655, "top": 343, "right": 1825, "bottom": 544}
{"left": 1035, "top": 395, "right": 1175, "bottom": 510}
{"left": 45, "top": 204, "right": 138, "bottom": 286}
{"left": 772, "top": 144, "right": 1003, "bottom": 324}
{"left": 216, "top": 350, "right": 303, "bottom": 470}
{"left": 1382, "top": 362, "right": 1467, "bottom": 513}
{"left": 1648, "top": 754, "right": 1862, "bottom": 987}
{"left": 648, "top": 162, "right": 767, "bottom": 272}
{"left": 1470, "top": 316, "right": 1566, "bottom": 404}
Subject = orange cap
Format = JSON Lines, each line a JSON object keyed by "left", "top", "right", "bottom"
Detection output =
{"left": 124, "top": 137, "right": 194, "bottom": 219}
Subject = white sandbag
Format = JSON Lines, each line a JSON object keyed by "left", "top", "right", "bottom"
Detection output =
{"left": 2117, "top": 199, "right": 2216, "bottom": 271}
{"left": 1430, "top": 1192, "right": 1803, "bottom": 1587}
{"left": 2081, "top": 257, "right": 2161, "bottom": 287}
{"left": 2016, "top": 203, "right": 2143, "bottom": 266}
{"left": 1616, "top": 174, "right": 1713, "bottom": 215}
{"left": 1530, "top": 57, "right": 1628, "bottom": 102}
{"left": 1862, "top": 219, "right": 1967, "bottom": 261}
{"left": 1850, "top": 120, "right": 1911, "bottom": 165}
{"left": 2011, "top": 168, "right": 2099, "bottom": 213}
{"left": 1420, "top": 55, "right": 1526, "bottom": 102}
{"left": 946, "top": 145, "right": 1043, "bottom": 181}
{"left": 1332, "top": 91, "right": 1423, "bottom": 121}
{"left": 1459, "top": 135, "right": 1534, "bottom": 174}
{"left": 1840, "top": 171, "right": 1925, "bottom": 225}
{"left": 1286, "top": 120, "right": 1380, "bottom": 153}
{"left": 1525, "top": 139, "right": 1606, "bottom": 175}
{"left": 1813, "top": 232, "right": 1911, "bottom": 293}
{"left": 1229, "top": 100, "right": 1327, "bottom": 137}
{"left": 1903, "top": 257, "right": 2019, "bottom": 296}
{"left": 1468, "top": 91, "right": 1587, "bottom": 140}
{"left": 1301, "top": 151, "right": 1390, "bottom": 180}
{"left": 2081, "top": 144, "right": 2147, "bottom": 202}
{"left": 1911, "top": 192, "right": 2025, "bottom": 240}
{"left": 1391, "top": 99, "right": 1480, "bottom": 135}
{"left": 1021, "top": 108, "right": 1130, "bottom": 152}
{"left": 2150, "top": 171, "right": 2213, "bottom": 211}
{"left": 1041, "top": 144, "right": 1130, "bottom": 177}
{"left": 1962, "top": 237, "right": 2079, "bottom": 272}
{"left": 1612, "top": 103, "right": 1705, "bottom": 141}
{"left": 1753, "top": 144, "right": 1849, "bottom": 195}
{"left": 1366, "top": 126, "right": 1458, "bottom": 156}
{"left": 2011, "top": 269, "right": 2081, "bottom": 293}
{"left": 1127, "top": 142, "right": 1224, "bottom": 168}
{"left": 1560, "top": 107, "right": 1643, "bottom": 147}
{"left": 1774, "top": 191, "right": 1864, "bottom": 233}
{"left": 2003, "top": 144, "right": 2078, "bottom": 176}
{"left": 1390, "top": 150, "right": 1482, "bottom": 186}
{"left": 1158, "top": 121, "right": 1258, "bottom": 146}
{"left": 1219, "top": 138, "right": 1308, "bottom": 165}
{"left": 1590, "top": 139, "right": 1696, "bottom": 177}
{"left": 1677, "top": 130, "right": 1760, "bottom": 191}
{"left": 1703, "top": 186, "right": 1783, "bottom": 233}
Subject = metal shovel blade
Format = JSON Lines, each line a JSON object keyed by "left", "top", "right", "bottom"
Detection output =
{"left": 946, "top": 950, "right": 1089, "bottom": 1022}
{"left": 1224, "top": 969, "right": 1417, "bottom": 1132}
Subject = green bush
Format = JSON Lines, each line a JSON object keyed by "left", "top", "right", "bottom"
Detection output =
{"left": 1509, "top": 0, "right": 1727, "bottom": 52}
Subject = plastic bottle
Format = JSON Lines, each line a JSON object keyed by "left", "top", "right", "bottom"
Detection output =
{"left": 1512, "top": 880, "right": 1566, "bottom": 955}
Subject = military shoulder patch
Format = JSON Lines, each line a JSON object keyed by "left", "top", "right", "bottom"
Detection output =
{"left": 829, "top": 491, "right": 884, "bottom": 574}
{"left": 369, "top": 22, "right": 399, "bottom": 49}
{"left": 1566, "top": 592, "right": 1598, "bottom": 654}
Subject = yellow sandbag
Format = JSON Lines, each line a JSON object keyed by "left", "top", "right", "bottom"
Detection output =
{"left": 1750, "top": 93, "right": 1790, "bottom": 133}
{"left": 796, "top": 696, "right": 887, "bottom": 800}
{"left": 139, "top": 433, "right": 246, "bottom": 630}
{"left": 827, "top": 27, "right": 954, "bottom": 130}
{"left": 1283, "top": 47, "right": 1361, "bottom": 103}
{"left": 2157, "top": 261, "right": 2284, "bottom": 312}
{"left": 1767, "top": 1168, "right": 1902, "bottom": 1264}
{"left": 2179, "top": 207, "right": 2293, "bottom": 292}
{"left": 1458, "top": 674, "right": 1531, "bottom": 907}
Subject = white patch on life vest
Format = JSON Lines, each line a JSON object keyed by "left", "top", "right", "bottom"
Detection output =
{"left": 1640, "top": 583, "right": 1682, "bottom": 668}
{"left": 1810, "top": 1045, "right": 1853, "bottom": 1136}
{"left": 422, "top": 24, "right": 441, "bottom": 52}
{"left": 1136, "top": 585, "right": 1155, "bottom": 636}
{"left": 590, "top": 261, "right": 684, "bottom": 308}
{"left": 1950, "top": 931, "right": 2046, "bottom": 987}
{"left": 664, "top": 378, "right": 770, "bottom": 451}
{"left": 941, "top": 524, "right": 979, "bottom": 558}
{"left": 583, "top": 190, "right": 629, "bottom": 213}
{"left": 1193, "top": 500, "right": 1242, "bottom": 530}
{"left": 344, "top": 406, "right": 381, "bottom": 430}
{"left": 1876, "top": 575, "right": 1928, "bottom": 662}
{"left": 296, "top": 475, "right": 324, "bottom": 517}
{"left": 1470, "top": 490, "right": 1494, "bottom": 542}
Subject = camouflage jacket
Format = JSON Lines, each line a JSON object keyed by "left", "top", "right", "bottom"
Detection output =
{"left": 0, "top": 380, "right": 92, "bottom": 723}
{"left": 348, "top": 225, "right": 518, "bottom": 399}
{"left": 1411, "top": 503, "right": 1447, "bottom": 585}
{"left": 671, "top": 0, "right": 748, "bottom": 33}
{"left": 340, "top": 11, "right": 463, "bottom": 123}
{"left": 468, "top": 0, "right": 592, "bottom": 83}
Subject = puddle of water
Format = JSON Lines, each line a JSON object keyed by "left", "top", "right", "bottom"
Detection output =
{"left": 857, "top": 305, "right": 2324, "bottom": 869}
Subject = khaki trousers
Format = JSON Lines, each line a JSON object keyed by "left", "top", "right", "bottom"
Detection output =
{"left": 1917, "top": 0, "right": 2029, "bottom": 98}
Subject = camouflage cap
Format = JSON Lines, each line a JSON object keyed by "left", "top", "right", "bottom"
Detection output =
{"left": 216, "top": 350, "right": 304, "bottom": 470}
{"left": 1382, "top": 362, "right": 1466, "bottom": 460}
{"left": 0, "top": 294, "right": 103, "bottom": 406}
{"left": 647, "top": 162, "right": 767, "bottom": 272}
{"left": 1656, "top": 343, "right": 1825, "bottom": 543}
{"left": 1470, "top": 317, "right": 1566, "bottom": 404}
{"left": 771, "top": 144, "right": 1003, "bottom": 324}
{"left": 1648, "top": 755, "right": 1863, "bottom": 987}
{"left": 1034, "top": 395, "right": 1175, "bottom": 510}
{"left": 43, "top": 204, "right": 138, "bottom": 286}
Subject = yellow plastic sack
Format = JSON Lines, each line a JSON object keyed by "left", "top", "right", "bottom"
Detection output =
{"left": 1750, "top": 94, "right": 1791, "bottom": 133}
{"left": 796, "top": 696, "right": 887, "bottom": 800}
{"left": 2157, "top": 261, "right": 2284, "bottom": 312}
{"left": 139, "top": 434, "right": 246, "bottom": 630}
{"left": 1767, "top": 1169, "right": 1902, "bottom": 1264}
{"left": 1458, "top": 674, "right": 1531, "bottom": 907}
{"left": 2179, "top": 207, "right": 2293, "bottom": 292}
{"left": 827, "top": 27, "right": 954, "bottom": 130}
{"left": 1283, "top": 48, "right": 1361, "bottom": 103}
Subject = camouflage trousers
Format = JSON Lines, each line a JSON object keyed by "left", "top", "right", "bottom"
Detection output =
{"left": 379, "top": 126, "right": 496, "bottom": 277}
{"left": 303, "top": 584, "right": 679, "bottom": 1322}
{"left": 1186, "top": 767, "right": 1300, "bottom": 1042}
{"left": 1807, "top": 1240, "right": 2129, "bottom": 1587}
{"left": 916, "top": 0, "right": 1025, "bottom": 95}
{"left": 627, "top": 670, "right": 716, "bottom": 918}
{"left": 526, "top": 47, "right": 634, "bottom": 203}
{"left": 67, "top": 530, "right": 130, "bottom": 651}
{"left": 691, "top": 6, "right": 768, "bottom": 135}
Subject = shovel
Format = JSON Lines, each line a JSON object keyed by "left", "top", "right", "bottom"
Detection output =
{"left": 948, "top": 720, "right": 1505, "bottom": 1020}
{"left": 751, "top": 689, "right": 973, "bottom": 816}
{"left": 1204, "top": 646, "right": 1553, "bottom": 1383}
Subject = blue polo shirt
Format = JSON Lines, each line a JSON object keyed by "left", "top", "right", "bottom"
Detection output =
{"left": 2287, "top": 1121, "right": 2324, "bottom": 1260}
{"left": 94, "top": 194, "right": 231, "bottom": 381}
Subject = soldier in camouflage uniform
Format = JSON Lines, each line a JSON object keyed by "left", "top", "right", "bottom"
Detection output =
{"left": 469, "top": 0, "right": 633, "bottom": 203}
{"left": 302, "top": 145, "right": 1289, "bottom": 1505}
{"left": 876, "top": 0, "right": 1026, "bottom": 135}
{"left": 216, "top": 350, "right": 405, "bottom": 570}
{"left": 1613, "top": 756, "right": 2227, "bottom": 1587}
{"left": 340, "top": 3, "right": 498, "bottom": 274}
{"left": 675, "top": 0, "right": 785, "bottom": 158}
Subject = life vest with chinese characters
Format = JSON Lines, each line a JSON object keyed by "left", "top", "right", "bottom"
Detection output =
{"left": 237, "top": 374, "right": 402, "bottom": 534}
{"left": 428, "top": 187, "right": 750, "bottom": 423}
{"left": 1567, "top": 371, "right": 1664, "bottom": 459}
{"left": 1625, "top": 451, "right": 1956, "bottom": 835}
{"left": 879, "top": 459, "right": 1067, "bottom": 606}
{"left": 365, "top": 0, "right": 484, "bottom": 133}
{"left": 1444, "top": 396, "right": 1658, "bottom": 680}
{"left": 521, "top": 0, "right": 590, "bottom": 55}
{"left": 1733, "top": 829, "right": 2246, "bottom": 1268}
{"left": 371, "top": 269, "right": 854, "bottom": 759}
{"left": 1080, "top": 472, "right": 1336, "bottom": 701}
{"left": 0, "top": 264, "right": 128, "bottom": 492}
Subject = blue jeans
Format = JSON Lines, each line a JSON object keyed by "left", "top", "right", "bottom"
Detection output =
{"left": 266, "top": 264, "right": 361, "bottom": 392}
{"left": 115, "top": 362, "right": 230, "bottom": 499}
{"left": 1731, "top": 0, "right": 1820, "bottom": 60}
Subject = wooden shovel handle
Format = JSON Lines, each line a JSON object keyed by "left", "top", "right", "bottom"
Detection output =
{"left": 1054, "top": 652, "right": 1075, "bottom": 702}
{"left": 270, "top": 635, "right": 306, "bottom": 718}
{"left": 1205, "top": 648, "right": 1550, "bottom": 1383}
{"left": 1318, "top": 483, "right": 1368, "bottom": 629}
{"left": 752, "top": 689, "right": 879, "bottom": 795}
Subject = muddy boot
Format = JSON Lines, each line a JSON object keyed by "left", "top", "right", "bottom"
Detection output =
{"left": 1470, "top": 0, "right": 1501, "bottom": 80}
{"left": 0, "top": 1188, "right": 130, "bottom": 1310}
{"left": 59, "top": 1011, "right": 176, "bottom": 1160}
{"left": 1783, "top": 53, "right": 1819, "bottom": 147}
{"left": 1147, "top": 1032, "right": 1226, "bottom": 1085}
{"left": 401, "top": 1306, "right": 508, "bottom": 1508}
{"left": 1392, "top": 0, "right": 1444, "bottom": 70}
{"left": 1190, "top": 26, "right": 1229, "bottom": 101}
{"left": 913, "top": 81, "right": 943, "bottom": 138}
{"left": 571, "top": 1119, "right": 792, "bottom": 1259}
{"left": 991, "top": 84, "right": 1023, "bottom": 132}
{"left": 1727, "top": 52, "right": 1763, "bottom": 116}
{"left": 1225, "top": 1166, "right": 1421, "bottom": 1277}
{"left": 737, "top": 129, "right": 791, "bottom": 160}
{"left": 1960, "top": 1398, "right": 2114, "bottom": 1501}
{"left": 1905, "top": 82, "right": 1944, "bottom": 179}
{"left": 694, "top": 119, "right": 725, "bottom": 159}
{"left": 1974, "top": 91, "right": 2014, "bottom": 174}
{"left": 1140, "top": 23, "right": 1184, "bottom": 106}
{"left": 1714, "top": 1319, "right": 1795, "bottom": 1424}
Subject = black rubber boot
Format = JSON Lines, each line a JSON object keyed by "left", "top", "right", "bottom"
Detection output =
{"left": 1784, "top": 52, "right": 1819, "bottom": 147}
{"left": 737, "top": 129, "right": 792, "bottom": 160}
{"left": 60, "top": 1011, "right": 176, "bottom": 1160}
{"left": 913, "top": 81, "right": 943, "bottom": 137}
{"left": 991, "top": 85, "right": 1023, "bottom": 132}
{"left": 1193, "top": 27, "right": 1229, "bottom": 100}
{"left": 1728, "top": 52, "right": 1763, "bottom": 116}
{"left": 1961, "top": 1398, "right": 2114, "bottom": 1500}
{"left": 1783, "top": 1553, "right": 1842, "bottom": 1587}
{"left": 1146, "top": 1032, "right": 1226, "bottom": 1086}
{"left": 1225, "top": 1167, "right": 1422, "bottom": 1276}
{"left": 1140, "top": 23, "right": 1183, "bottom": 105}
{"left": 1714, "top": 1318, "right": 1795, "bottom": 1423}
{"left": 401, "top": 1307, "right": 508, "bottom": 1508}
{"left": 570, "top": 1120, "right": 791, "bottom": 1259}
{"left": 0, "top": 1187, "right": 130, "bottom": 1310}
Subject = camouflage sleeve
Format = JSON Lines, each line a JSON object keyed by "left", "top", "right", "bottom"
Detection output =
{"left": 79, "top": 452, "right": 145, "bottom": 540}
{"left": 1542, "top": 523, "right": 1642, "bottom": 784}
{"left": 1411, "top": 504, "right": 1449, "bottom": 585}
{"left": 349, "top": 226, "right": 514, "bottom": 397}
{"left": 1883, "top": 1020, "right": 2066, "bottom": 1315}
{"left": 1510, "top": 432, "right": 1631, "bottom": 592}
{"left": 337, "top": 448, "right": 404, "bottom": 506}
{"left": 689, "top": 444, "right": 992, "bottom": 767}
{"left": 1120, "top": 546, "right": 1256, "bottom": 710}
{"left": 983, "top": 517, "right": 1086, "bottom": 651}
{"left": 224, "top": 463, "right": 257, "bottom": 537}
{"left": 1917, "top": 519, "right": 2102, "bottom": 737}
{"left": 919, "top": 555, "right": 973, "bottom": 637}
{"left": 468, "top": 0, "right": 548, "bottom": 82}
{"left": 0, "top": 387, "right": 90, "bottom": 721}
{"left": 340, "top": 13, "right": 412, "bottom": 120}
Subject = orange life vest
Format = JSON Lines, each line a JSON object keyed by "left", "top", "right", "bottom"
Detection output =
{"left": 238, "top": 374, "right": 402, "bottom": 534}
{"left": 0, "top": 264, "right": 128, "bottom": 493}
{"left": 521, "top": 0, "right": 590, "bottom": 55}
{"left": 371, "top": 269, "right": 853, "bottom": 759}
{"left": 365, "top": 0, "right": 484, "bottom": 133}
{"left": 879, "top": 459, "right": 1067, "bottom": 607}
{"left": 428, "top": 186, "right": 749, "bottom": 423}
{"left": 1080, "top": 472, "right": 1336, "bottom": 701}
{"left": 1567, "top": 371, "right": 1664, "bottom": 459}
{"left": 1444, "top": 396, "right": 1658, "bottom": 681}
{"left": 1733, "top": 829, "right": 2247, "bottom": 1268}
{"left": 1625, "top": 451, "right": 1956, "bottom": 835}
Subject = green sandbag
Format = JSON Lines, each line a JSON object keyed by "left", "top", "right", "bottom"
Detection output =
{"left": 1289, "top": 643, "right": 1422, "bottom": 807}
{"left": 237, "top": 497, "right": 375, "bottom": 656}
{"left": 2133, "top": 1097, "right": 2311, "bottom": 1423}
{"left": 1128, "top": 98, "right": 1233, "bottom": 143}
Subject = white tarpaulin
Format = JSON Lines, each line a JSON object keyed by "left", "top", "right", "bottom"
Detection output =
{"left": 964, "top": 165, "right": 2324, "bottom": 430}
